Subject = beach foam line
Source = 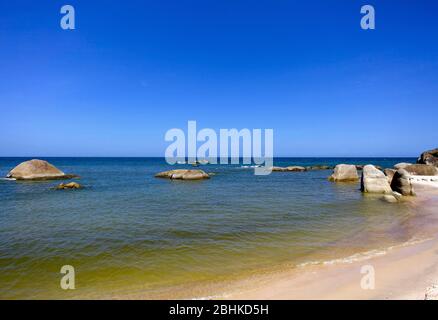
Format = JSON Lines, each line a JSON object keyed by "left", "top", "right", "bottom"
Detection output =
{"left": 297, "top": 237, "right": 433, "bottom": 268}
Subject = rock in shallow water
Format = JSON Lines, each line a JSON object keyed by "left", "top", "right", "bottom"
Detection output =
{"left": 381, "top": 195, "right": 398, "bottom": 203}
{"left": 56, "top": 182, "right": 83, "bottom": 190}
{"left": 328, "top": 164, "right": 359, "bottom": 182}
{"left": 6, "top": 159, "right": 78, "bottom": 181}
{"left": 155, "top": 169, "right": 210, "bottom": 180}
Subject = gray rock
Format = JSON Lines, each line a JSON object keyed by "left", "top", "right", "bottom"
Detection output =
{"left": 391, "top": 169, "right": 415, "bottom": 196}
{"left": 361, "top": 165, "right": 393, "bottom": 194}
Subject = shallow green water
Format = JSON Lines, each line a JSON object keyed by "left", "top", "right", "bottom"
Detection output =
{"left": 0, "top": 157, "right": 431, "bottom": 299}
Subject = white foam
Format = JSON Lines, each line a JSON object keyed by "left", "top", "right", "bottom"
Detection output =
{"left": 297, "top": 237, "right": 432, "bottom": 268}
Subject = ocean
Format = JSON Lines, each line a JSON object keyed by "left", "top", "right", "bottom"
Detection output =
{"left": 0, "top": 157, "right": 432, "bottom": 299}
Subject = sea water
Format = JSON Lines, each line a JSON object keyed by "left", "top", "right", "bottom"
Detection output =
{"left": 0, "top": 157, "right": 433, "bottom": 299}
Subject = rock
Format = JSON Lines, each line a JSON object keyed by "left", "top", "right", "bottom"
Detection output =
{"left": 361, "top": 165, "right": 392, "bottom": 194}
{"left": 286, "top": 166, "right": 306, "bottom": 172}
{"left": 391, "top": 169, "right": 415, "bottom": 196}
{"left": 381, "top": 195, "right": 398, "bottom": 203}
{"left": 384, "top": 169, "right": 396, "bottom": 185}
{"left": 306, "top": 165, "right": 332, "bottom": 171}
{"left": 355, "top": 164, "right": 382, "bottom": 171}
{"left": 6, "top": 159, "right": 77, "bottom": 181}
{"left": 417, "top": 148, "right": 438, "bottom": 167}
{"left": 271, "top": 166, "right": 306, "bottom": 172}
{"left": 394, "top": 163, "right": 412, "bottom": 170}
{"left": 392, "top": 191, "right": 403, "bottom": 200}
{"left": 271, "top": 166, "right": 288, "bottom": 172}
{"left": 155, "top": 169, "right": 210, "bottom": 180}
{"left": 56, "top": 182, "right": 82, "bottom": 190}
{"left": 403, "top": 164, "right": 438, "bottom": 176}
{"left": 328, "top": 164, "right": 359, "bottom": 182}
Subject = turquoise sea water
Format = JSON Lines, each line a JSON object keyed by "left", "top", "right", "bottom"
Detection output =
{"left": 0, "top": 157, "right": 431, "bottom": 299}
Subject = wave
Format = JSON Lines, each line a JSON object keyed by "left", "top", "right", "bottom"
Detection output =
{"left": 297, "top": 237, "right": 432, "bottom": 268}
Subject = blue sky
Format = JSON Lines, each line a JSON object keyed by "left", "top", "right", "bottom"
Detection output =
{"left": 1, "top": 0, "right": 437, "bottom": 157}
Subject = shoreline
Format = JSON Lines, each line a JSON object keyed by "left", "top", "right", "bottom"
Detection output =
{"left": 223, "top": 192, "right": 438, "bottom": 300}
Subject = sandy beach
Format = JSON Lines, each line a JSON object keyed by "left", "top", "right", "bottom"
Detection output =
{"left": 227, "top": 192, "right": 438, "bottom": 300}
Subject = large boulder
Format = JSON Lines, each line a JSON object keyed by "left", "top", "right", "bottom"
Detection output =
{"left": 391, "top": 169, "right": 415, "bottom": 196}
{"left": 403, "top": 164, "right": 438, "bottom": 176}
{"left": 361, "top": 165, "right": 392, "bottom": 194}
{"left": 328, "top": 164, "right": 359, "bottom": 182}
{"left": 417, "top": 148, "right": 438, "bottom": 167}
{"left": 6, "top": 159, "right": 77, "bottom": 181}
{"left": 394, "top": 163, "right": 412, "bottom": 170}
{"left": 384, "top": 169, "right": 396, "bottom": 185}
{"left": 155, "top": 169, "right": 210, "bottom": 180}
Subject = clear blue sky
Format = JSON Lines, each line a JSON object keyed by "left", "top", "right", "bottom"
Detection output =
{"left": 1, "top": 0, "right": 437, "bottom": 157}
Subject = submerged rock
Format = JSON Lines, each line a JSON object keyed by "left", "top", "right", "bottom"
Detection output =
{"left": 381, "top": 195, "right": 398, "bottom": 203}
{"left": 361, "top": 165, "right": 392, "bottom": 194}
{"left": 417, "top": 148, "right": 438, "bottom": 167}
{"left": 56, "top": 182, "right": 82, "bottom": 190}
{"left": 155, "top": 169, "right": 210, "bottom": 180}
{"left": 6, "top": 159, "right": 77, "bottom": 181}
{"left": 328, "top": 164, "right": 359, "bottom": 182}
